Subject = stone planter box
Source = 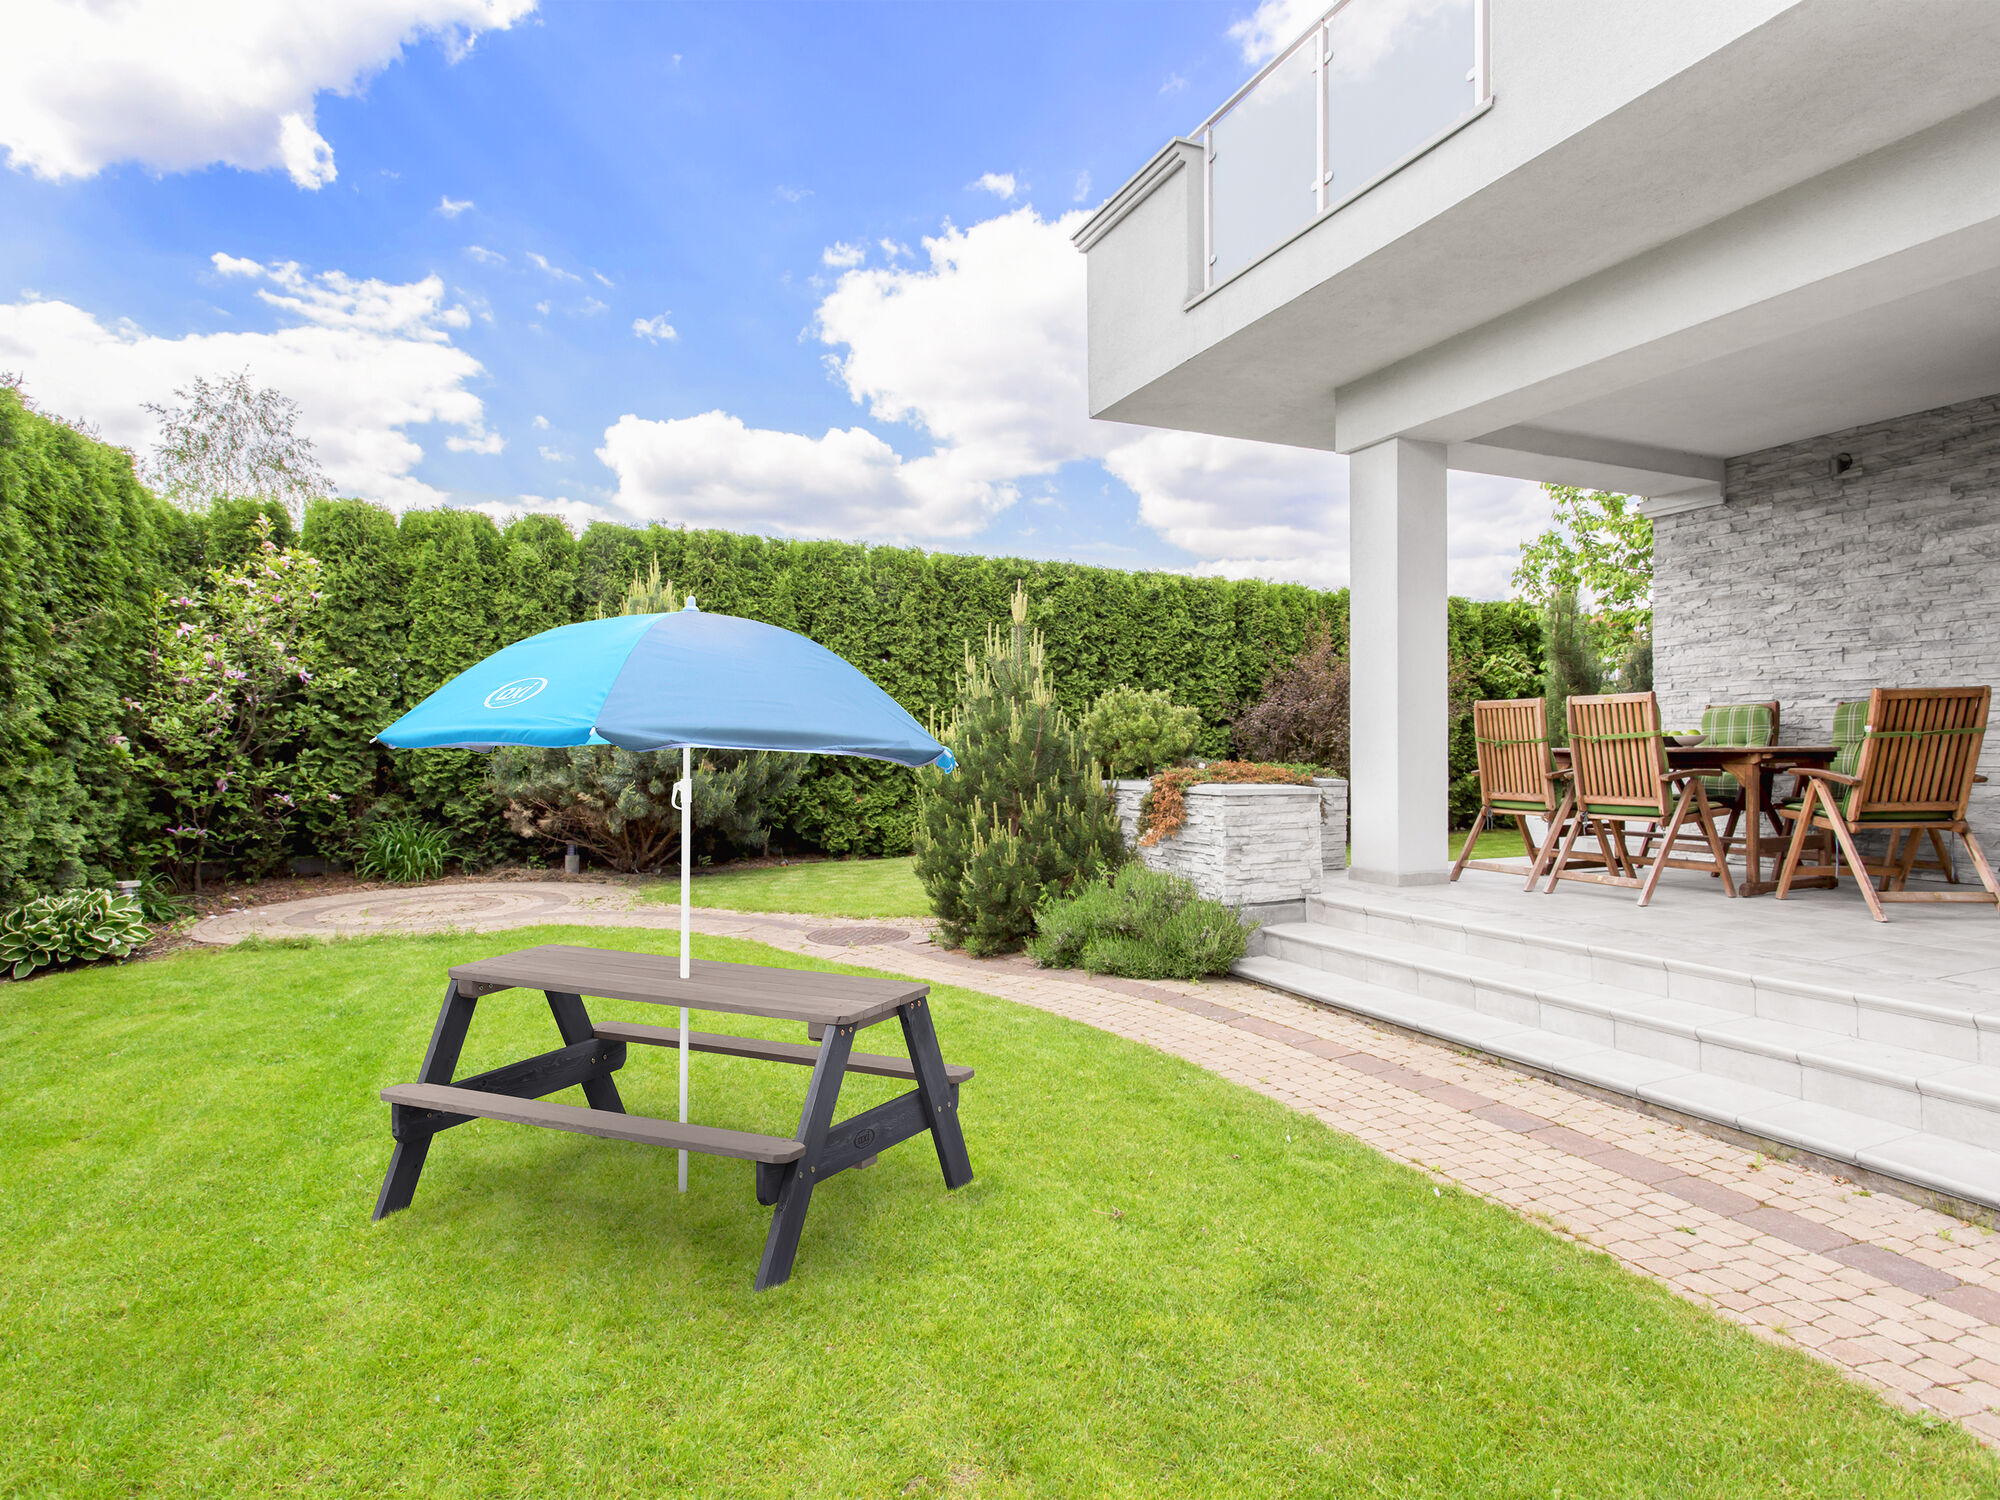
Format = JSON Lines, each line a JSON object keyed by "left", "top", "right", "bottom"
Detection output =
{"left": 1109, "top": 776, "right": 1347, "bottom": 921}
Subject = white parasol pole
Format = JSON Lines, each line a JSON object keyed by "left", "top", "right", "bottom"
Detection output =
{"left": 677, "top": 742, "right": 692, "bottom": 1193}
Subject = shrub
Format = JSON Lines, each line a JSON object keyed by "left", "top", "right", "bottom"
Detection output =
{"left": 485, "top": 563, "right": 804, "bottom": 871}
{"left": 489, "top": 744, "right": 803, "bottom": 871}
{"left": 1027, "top": 863, "right": 1250, "bottom": 980}
{"left": 1081, "top": 685, "right": 1202, "bottom": 779}
{"left": 0, "top": 889, "right": 149, "bottom": 980}
{"left": 1231, "top": 622, "right": 1350, "bottom": 774}
{"left": 915, "top": 584, "right": 1124, "bottom": 956}
{"left": 125, "top": 518, "right": 355, "bottom": 890}
{"left": 354, "top": 813, "right": 452, "bottom": 884}
{"left": 1139, "top": 761, "right": 1319, "bottom": 846}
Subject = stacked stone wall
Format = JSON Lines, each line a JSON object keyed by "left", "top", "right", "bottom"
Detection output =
{"left": 1654, "top": 392, "right": 2000, "bottom": 859}
{"left": 1109, "top": 779, "right": 1344, "bottom": 907}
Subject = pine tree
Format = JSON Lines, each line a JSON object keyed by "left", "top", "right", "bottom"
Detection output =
{"left": 914, "top": 583, "right": 1124, "bottom": 955}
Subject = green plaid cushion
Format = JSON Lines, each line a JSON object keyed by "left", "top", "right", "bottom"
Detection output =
{"left": 1830, "top": 699, "right": 1868, "bottom": 778}
{"left": 1698, "top": 703, "right": 1776, "bottom": 803}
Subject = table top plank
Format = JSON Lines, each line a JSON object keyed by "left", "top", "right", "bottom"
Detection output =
{"left": 447, "top": 945, "right": 927, "bottom": 1027}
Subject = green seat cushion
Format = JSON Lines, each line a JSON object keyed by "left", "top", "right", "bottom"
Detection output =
{"left": 1698, "top": 703, "right": 1776, "bottom": 802}
{"left": 1780, "top": 799, "right": 1920, "bottom": 824}
{"left": 1830, "top": 699, "right": 1868, "bottom": 778}
{"left": 1579, "top": 801, "right": 1666, "bottom": 819}
{"left": 1490, "top": 798, "right": 1552, "bottom": 813}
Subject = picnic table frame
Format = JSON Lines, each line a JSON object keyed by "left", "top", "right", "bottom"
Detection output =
{"left": 372, "top": 944, "right": 974, "bottom": 1289}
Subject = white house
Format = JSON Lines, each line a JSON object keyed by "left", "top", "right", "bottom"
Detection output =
{"left": 1075, "top": 0, "right": 2000, "bottom": 1212}
{"left": 1075, "top": 0, "right": 2000, "bottom": 884}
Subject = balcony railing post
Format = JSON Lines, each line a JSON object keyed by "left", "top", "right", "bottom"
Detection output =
{"left": 1473, "top": 0, "right": 1490, "bottom": 103}
{"left": 1203, "top": 127, "right": 1215, "bottom": 292}
{"left": 1315, "top": 23, "right": 1329, "bottom": 215}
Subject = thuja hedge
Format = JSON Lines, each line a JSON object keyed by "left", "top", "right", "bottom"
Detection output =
{"left": 0, "top": 383, "right": 1544, "bottom": 894}
{"left": 0, "top": 389, "right": 301, "bottom": 903}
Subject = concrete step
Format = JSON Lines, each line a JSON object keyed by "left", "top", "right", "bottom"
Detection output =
{"left": 1232, "top": 953, "right": 2000, "bottom": 1212}
{"left": 1305, "top": 887, "right": 2000, "bottom": 1066}
{"left": 1252, "top": 920, "right": 2000, "bottom": 1155}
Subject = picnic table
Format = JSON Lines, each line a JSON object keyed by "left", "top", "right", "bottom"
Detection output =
{"left": 372, "top": 944, "right": 974, "bottom": 1289}
{"left": 1555, "top": 743, "right": 1838, "bottom": 896}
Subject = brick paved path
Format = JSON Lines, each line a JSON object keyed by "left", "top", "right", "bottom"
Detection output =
{"left": 207, "top": 888, "right": 2000, "bottom": 1446}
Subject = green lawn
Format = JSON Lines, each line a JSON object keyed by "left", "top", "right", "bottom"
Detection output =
{"left": 3, "top": 929, "right": 1992, "bottom": 1496}
{"left": 1449, "top": 826, "right": 1543, "bottom": 863}
{"left": 654, "top": 854, "right": 930, "bottom": 918}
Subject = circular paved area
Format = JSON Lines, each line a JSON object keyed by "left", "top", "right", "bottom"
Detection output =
{"left": 191, "top": 881, "right": 654, "bottom": 944}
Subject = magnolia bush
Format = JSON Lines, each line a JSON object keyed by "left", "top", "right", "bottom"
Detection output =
{"left": 125, "top": 519, "right": 353, "bottom": 889}
{"left": 1, "top": 889, "right": 149, "bottom": 980}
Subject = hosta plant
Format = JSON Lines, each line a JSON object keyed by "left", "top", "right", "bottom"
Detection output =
{"left": 1, "top": 889, "right": 150, "bottom": 980}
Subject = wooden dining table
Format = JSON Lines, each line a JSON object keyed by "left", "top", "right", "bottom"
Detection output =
{"left": 1553, "top": 743, "right": 1839, "bottom": 896}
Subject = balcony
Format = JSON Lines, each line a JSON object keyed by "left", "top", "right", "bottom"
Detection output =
{"left": 1199, "top": 0, "right": 1489, "bottom": 292}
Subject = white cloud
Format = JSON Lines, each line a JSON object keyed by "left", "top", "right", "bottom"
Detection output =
{"left": 1160, "top": 72, "right": 1188, "bottom": 95}
{"left": 526, "top": 252, "right": 579, "bottom": 283}
{"left": 579, "top": 296, "right": 607, "bottom": 316}
{"left": 0, "top": 1, "right": 535, "bottom": 190}
{"left": 970, "top": 172, "right": 1016, "bottom": 199}
{"left": 445, "top": 428, "right": 504, "bottom": 454}
{"left": 1231, "top": 0, "right": 1453, "bottom": 69}
{"left": 210, "top": 252, "right": 263, "bottom": 279}
{"left": 821, "top": 241, "right": 866, "bottom": 269}
{"left": 592, "top": 269, "right": 614, "bottom": 288}
{"left": 532, "top": 413, "right": 549, "bottom": 429}
{"left": 534, "top": 300, "right": 550, "bottom": 315}
{"left": 1104, "top": 429, "right": 1348, "bottom": 586}
{"left": 1072, "top": 171, "right": 1093, "bottom": 203}
{"left": 597, "top": 411, "right": 1009, "bottom": 539}
{"left": 0, "top": 257, "right": 491, "bottom": 508}
{"left": 592, "top": 202, "right": 1547, "bottom": 592}
{"left": 878, "top": 239, "right": 910, "bottom": 259}
{"left": 632, "top": 315, "right": 677, "bottom": 344}
{"left": 438, "top": 194, "right": 474, "bottom": 217}
{"left": 463, "top": 494, "right": 604, "bottom": 533}
{"left": 775, "top": 185, "right": 812, "bottom": 203}
{"left": 464, "top": 244, "right": 506, "bottom": 265}
{"left": 538, "top": 445, "right": 569, "bottom": 462}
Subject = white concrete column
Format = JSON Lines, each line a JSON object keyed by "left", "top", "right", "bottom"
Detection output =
{"left": 1347, "top": 436, "right": 1450, "bottom": 886}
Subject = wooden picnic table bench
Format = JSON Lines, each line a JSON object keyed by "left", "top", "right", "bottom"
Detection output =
{"left": 372, "top": 944, "right": 974, "bottom": 1289}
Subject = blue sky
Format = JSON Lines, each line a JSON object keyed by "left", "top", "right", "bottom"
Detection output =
{"left": 0, "top": 0, "right": 1547, "bottom": 594}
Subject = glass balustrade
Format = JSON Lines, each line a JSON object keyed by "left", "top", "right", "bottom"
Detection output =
{"left": 1202, "top": 0, "right": 1487, "bottom": 289}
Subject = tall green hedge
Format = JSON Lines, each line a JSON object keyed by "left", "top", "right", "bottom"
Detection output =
{"left": 0, "top": 389, "right": 179, "bottom": 903}
{"left": 0, "top": 415, "right": 1545, "bottom": 896}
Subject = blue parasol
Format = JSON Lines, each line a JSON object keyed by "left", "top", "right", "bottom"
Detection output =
{"left": 378, "top": 599, "right": 951, "bottom": 1189}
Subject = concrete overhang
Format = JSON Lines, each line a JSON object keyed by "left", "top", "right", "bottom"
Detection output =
{"left": 1078, "top": 0, "right": 2000, "bottom": 494}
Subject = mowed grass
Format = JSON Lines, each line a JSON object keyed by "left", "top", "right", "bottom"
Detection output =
{"left": 4, "top": 929, "right": 1994, "bottom": 1498}
{"left": 652, "top": 854, "right": 930, "bottom": 919}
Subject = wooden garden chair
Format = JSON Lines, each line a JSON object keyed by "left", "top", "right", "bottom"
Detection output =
{"left": 1638, "top": 700, "right": 1782, "bottom": 864}
{"left": 1540, "top": 692, "right": 1738, "bottom": 904}
{"left": 1452, "top": 697, "right": 1602, "bottom": 889}
{"left": 1775, "top": 687, "right": 1998, "bottom": 921}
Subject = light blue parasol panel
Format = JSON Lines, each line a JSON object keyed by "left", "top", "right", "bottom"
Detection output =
{"left": 376, "top": 603, "right": 953, "bottom": 771}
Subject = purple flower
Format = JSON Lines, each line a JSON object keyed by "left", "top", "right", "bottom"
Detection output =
{"left": 216, "top": 776, "right": 229, "bottom": 791}
{"left": 275, "top": 793, "right": 294, "bottom": 807}
{"left": 106, "top": 733, "right": 128, "bottom": 748}
{"left": 175, "top": 622, "right": 196, "bottom": 637}
{"left": 298, "top": 669, "right": 312, "bottom": 682}
{"left": 327, "top": 792, "right": 342, "bottom": 802}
